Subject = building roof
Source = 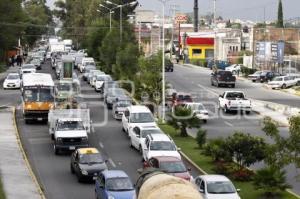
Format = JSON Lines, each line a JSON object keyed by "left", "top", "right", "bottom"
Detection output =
{"left": 186, "top": 37, "right": 214, "bottom": 45}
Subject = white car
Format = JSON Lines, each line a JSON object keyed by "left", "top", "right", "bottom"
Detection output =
{"left": 183, "top": 102, "right": 209, "bottom": 123}
{"left": 89, "top": 71, "right": 104, "bottom": 87}
{"left": 3, "top": 73, "right": 21, "bottom": 89}
{"left": 79, "top": 57, "right": 95, "bottom": 73}
{"left": 142, "top": 133, "right": 181, "bottom": 161}
{"left": 94, "top": 74, "right": 112, "bottom": 92}
{"left": 194, "top": 175, "right": 241, "bottom": 199}
{"left": 225, "top": 64, "right": 241, "bottom": 75}
{"left": 268, "top": 76, "right": 297, "bottom": 89}
{"left": 129, "top": 125, "right": 163, "bottom": 153}
{"left": 218, "top": 91, "right": 252, "bottom": 114}
{"left": 20, "top": 64, "right": 36, "bottom": 76}
{"left": 122, "top": 105, "right": 157, "bottom": 135}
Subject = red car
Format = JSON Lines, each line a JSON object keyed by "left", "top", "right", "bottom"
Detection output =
{"left": 143, "top": 156, "right": 192, "bottom": 181}
{"left": 172, "top": 92, "right": 193, "bottom": 107}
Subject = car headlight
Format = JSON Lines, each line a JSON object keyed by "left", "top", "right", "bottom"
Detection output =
{"left": 56, "top": 137, "right": 62, "bottom": 142}
{"left": 108, "top": 195, "right": 115, "bottom": 199}
{"left": 81, "top": 170, "right": 88, "bottom": 175}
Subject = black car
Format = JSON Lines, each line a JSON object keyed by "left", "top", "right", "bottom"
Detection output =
{"left": 258, "top": 71, "right": 279, "bottom": 83}
{"left": 165, "top": 59, "right": 174, "bottom": 72}
{"left": 70, "top": 148, "right": 108, "bottom": 182}
{"left": 211, "top": 70, "right": 236, "bottom": 88}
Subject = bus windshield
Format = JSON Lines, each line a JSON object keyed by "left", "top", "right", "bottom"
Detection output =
{"left": 24, "top": 88, "right": 54, "bottom": 102}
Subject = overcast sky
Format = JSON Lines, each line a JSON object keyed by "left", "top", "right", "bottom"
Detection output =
{"left": 47, "top": 0, "right": 300, "bottom": 22}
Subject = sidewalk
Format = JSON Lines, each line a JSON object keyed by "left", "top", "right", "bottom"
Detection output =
{"left": 0, "top": 107, "right": 44, "bottom": 199}
{"left": 0, "top": 66, "right": 18, "bottom": 81}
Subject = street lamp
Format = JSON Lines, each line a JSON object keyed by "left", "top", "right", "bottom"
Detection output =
{"left": 98, "top": 4, "right": 115, "bottom": 31}
{"left": 105, "top": 0, "right": 138, "bottom": 42}
{"left": 157, "top": 0, "right": 171, "bottom": 123}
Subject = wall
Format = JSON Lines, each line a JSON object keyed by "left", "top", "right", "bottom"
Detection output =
{"left": 187, "top": 44, "right": 214, "bottom": 60}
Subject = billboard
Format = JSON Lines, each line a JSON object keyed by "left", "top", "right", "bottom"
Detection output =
{"left": 256, "top": 41, "right": 285, "bottom": 64}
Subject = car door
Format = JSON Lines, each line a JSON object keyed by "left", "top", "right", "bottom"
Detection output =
{"left": 122, "top": 109, "right": 130, "bottom": 132}
{"left": 95, "top": 174, "right": 106, "bottom": 199}
{"left": 199, "top": 179, "right": 206, "bottom": 197}
{"left": 73, "top": 151, "right": 80, "bottom": 175}
{"left": 218, "top": 92, "right": 226, "bottom": 108}
{"left": 143, "top": 138, "right": 150, "bottom": 160}
{"left": 131, "top": 127, "right": 141, "bottom": 149}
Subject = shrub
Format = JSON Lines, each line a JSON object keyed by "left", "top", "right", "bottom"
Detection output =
{"left": 202, "top": 138, "right": 231, "bottom": 162}
{"left": 196, "top": 129, "right": 207, "bottom": 149}
{"left": 231, "top": 167, "right": 254, "bottom": 181}
{"left": 240, "top": 66, "right": 256, "bottom": 77}
{"left": 253, "top": 166, "right": 291, "bottom": 197}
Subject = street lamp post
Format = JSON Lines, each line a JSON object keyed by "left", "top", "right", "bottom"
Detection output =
{"left": 97, "top": 5, "right": 115, "bottom": 31}
{"left": 157, "top": 0, "right": 171, "bottom": 123}
{"left": 105, "top": 0, "right": 138, "bottom": 42}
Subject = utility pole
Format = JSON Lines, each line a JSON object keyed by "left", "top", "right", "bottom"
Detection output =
{"left": 170, "top": 4, "right": 179, "bottom": 58}
{"left": 213, "top": 0, "right": 217, "bottom": 64}
{"left": 194, "top": 0, "right": 199, "bottom": 32}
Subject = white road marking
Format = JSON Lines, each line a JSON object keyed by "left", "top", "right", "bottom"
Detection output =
{"left": 197, "top": 84, "right": 219, "bottom": 97}
{"left": 224, "top": 121, "right": 234, "bottom": 127}
{"left": 99, "top": 142, "right": 104, "bottom": 149}
{"left": 109, "top": 158, "right": 116, "bottom": 168}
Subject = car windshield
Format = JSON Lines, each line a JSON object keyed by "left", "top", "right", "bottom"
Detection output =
{"left": 150, "top": 141, "right": 176, "bottom": 151}
{"left": 84, "top": 62, "right": 94, "bottom": 66}
{"left": 108, "top": 89, "right": 125, "bottom": 96}
{"left": 273, "top": 77, "right": 283, "bottom": 81}
{"left": 40, "top": 88, "right": 54, "bottom": 101}
{"left": 207, "top": 181, "right": 236, "bottom": 194}
{"left": 160, "top": 161, "right": 187, "bottom": 173}
{"left": 57, "top": 83, "right": 72, "bottom": 91}
{"left": 24, "top": 88, "right": 53, "bottom": 102}
{"left": 226, "top": 92, "right": 245, "bottom": 99}
{"left": 97, "top": 76, "right": 111, "bottom": 81}
{"left": 57, "top": 121, "right": 85, "bottom": 131}
{"left": 253, "top": 71, "right": 262, "bottom": 75}
{"left": 130, "top": 112, "right": 154, "bottom": 123}
{"left": 7, "top": 74, "right": 19, "bottom": 80}
{"left": 141, "top": 129, "right": 162, "bottom": 138}
{"left": 116, "top": 101, "right": 131, "bottom": 107}
{"left": 177, "top": 95, "right": 192, "bottom": 101}
{"left": 106, "top": 177, "right": 134, "bottom": 191}
{"left": 79, "top": 153, "right": 103, "bottom": 164}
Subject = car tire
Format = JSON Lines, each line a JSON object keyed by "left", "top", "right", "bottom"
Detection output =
{"left": 203, "top": 119, "right": 207, "bottom": 124}
{"left": 129, "top": 138, "right": 133, "bottom": 148}
{"left": 297, "top": 81, "right": 300, "bottom": 86}
{"left": 216, "top": 83, "right": 220, "bottom": 87}
{"left": 71, "top": 164, "right": 75, "bottom": 174}
{"left": 211, "top": 81, "right": 214, "bottom": 86}
{"left": 139, "top": 145, "right": 143, "bottom": 154}
{"left": 54, "top": 145, "right": 60, "bottom": 155}
{"left": 245, "top": 111, "right": 251, "bottom": 115}
{"left": 224, "top": 105, "right": 229, "bottom": 113}
{"left": 232, "top": 84, "right": 235, "bottom": 88}
{"left": 282, "top": 84, "right": 287, "bottom": 89}
{"left": 77, "top": 175, "right": 83, "bottom": 183}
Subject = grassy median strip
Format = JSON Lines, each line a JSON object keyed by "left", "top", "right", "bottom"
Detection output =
{"left": 159, "top": 123, "right": 298, "bottom": 199}
{"left": 0, "top": 177, "right": 6, "bottom": 199}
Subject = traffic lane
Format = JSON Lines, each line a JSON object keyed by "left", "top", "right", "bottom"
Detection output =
{"left": 0, "top": 89, "right": 21, "bottom": 107}
{"left": 172, "top": 64, "right": 300, "bottom": 107}
{"left": 16, "top": 110, "right": 94, "bottom": 199}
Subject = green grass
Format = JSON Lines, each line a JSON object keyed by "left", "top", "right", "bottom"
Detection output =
{"left": 159, "top": 123, "right": 299, "bottom": 199}
{"left": 0, "top": 177, "right": 6, "bottom": 199}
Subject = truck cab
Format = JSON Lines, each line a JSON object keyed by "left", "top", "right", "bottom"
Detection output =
{"left": 53, "top": 118, "right": 89, "bottom": 155}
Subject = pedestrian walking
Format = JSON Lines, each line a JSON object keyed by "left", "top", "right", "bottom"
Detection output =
{"left": 11, "top": 55, "right": 15, "bottom": 66}
{"left": 16, "top": 55, "right": 22, "bottom": 66}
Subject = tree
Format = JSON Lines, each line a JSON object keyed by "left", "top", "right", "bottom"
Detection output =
{"left": 168, "top": 106, "right": 201, "bottom": 137}
{"left": 203, "top": 138, "right": 231, "bottom": 162}
{"left": 277, "top": 0, "right": 284, "bottom": 28}
{"left": 262, "top": 116, "right": 297, "bottom": 169}
{"left": 226, "top": 132, "right": 267, "bottom": 170}
{"left": 196, "top": 129, "right": 207, "bottom": 149}
{"left": 253, "top": 166, "right": 290, "bottom": 197}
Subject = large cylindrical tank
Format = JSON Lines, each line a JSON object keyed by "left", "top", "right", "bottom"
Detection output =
{"left": 137, "top": 172, "right": 203, "bottom": 199}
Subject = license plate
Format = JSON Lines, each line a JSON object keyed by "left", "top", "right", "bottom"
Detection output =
{"left": 69, "top": 146, "right": 75, "bottom": 150}
{"left": 37, "top": 118, "right": 43, "bottom": 121}
{"left": 93, "top": 176, "right": 97, "bottom": 180}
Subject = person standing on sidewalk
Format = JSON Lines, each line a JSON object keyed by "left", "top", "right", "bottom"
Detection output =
{"left": 16, "top": 54, "right": 22, "bottom": 66}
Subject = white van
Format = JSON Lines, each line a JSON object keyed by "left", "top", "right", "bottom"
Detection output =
{"left": 122, "top": 105, "right": 157, "bottom": 135}
{"left": 79, "top": 57, "right": 95, "bottom": 73}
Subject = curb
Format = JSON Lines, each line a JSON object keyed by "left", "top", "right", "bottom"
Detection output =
{"left": 11, "top": 107, "right": 47, "bottom": 199}
{"left": 179, "top": 151, "right": 207, "bottom": 175}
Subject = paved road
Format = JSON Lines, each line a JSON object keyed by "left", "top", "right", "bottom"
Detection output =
{"left": 166, "top": 64, "right": 300, "bottom": 194}
{"left": 10, "top": 61, "right": 199, "bottom": 199}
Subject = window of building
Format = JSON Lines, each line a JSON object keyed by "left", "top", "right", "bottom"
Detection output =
{"left": 192, "top": 49, "right": 202, "bottom": 56}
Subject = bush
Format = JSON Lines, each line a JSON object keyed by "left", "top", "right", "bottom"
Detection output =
{"left": 231, "top": 168, "right": 254, "bottom": 181}
{"left": 202, "top": 138, "right": 231, "bottom": 162}
{"left": 241, "top": 66, "right": 256, "bottom": 77}
{"left": 253, "top": 166, "right": 290, "bottom": 197}
{"left": 196, "top": 129, "right": 207, "bottom": 149}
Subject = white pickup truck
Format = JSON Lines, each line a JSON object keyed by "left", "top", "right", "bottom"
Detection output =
{"left": 218, "top": 91, "right": 252, "bottom": 114}
{"left": 48, "top": 109, "right": 91, "bottom": 155}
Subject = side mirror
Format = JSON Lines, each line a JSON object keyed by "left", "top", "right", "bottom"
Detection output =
{"left": 199, "top": 188, "right": 204, "bottom": 193}
{"left": 177, "top": 147, "right": 181, "bottom": 151}
{"left": 187, "top": 168, "right": 192, "bottom": 172}
{"left": 219, "top": 95, "right": 222, "bottom": 98}
{"left": 137, "top": 168, "right": 143, "bottom": 174}
{"left": 236, "top": 188, "right": 241, "bottom": 192}
{"left": 136, "top": 134, "right": 140, "bottom": 138}
{"left": 99, "top": 184, "right": 104, "bottom": 188}
{"left": 105, "top": 159, "right": 109, "bottom": 163}
{"left": 211, "top": 73, "right": 214, "bottom": 75}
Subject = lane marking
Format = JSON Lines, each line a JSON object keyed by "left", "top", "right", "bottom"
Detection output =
{"left": 197, "top": 84, "right": 219, "bottom": 97}
{"left": 109, "top": 158, "right": 116, "bottom": 168}
{"left": 224, "top": 121, "right": 234, "bottom": 127}
{"left": 99, "top": 142, "right": 104, "bottom": 149}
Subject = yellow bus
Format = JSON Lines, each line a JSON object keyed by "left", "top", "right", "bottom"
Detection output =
{"left": 22, "top": 73, "right": 54, "bottom": 123}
